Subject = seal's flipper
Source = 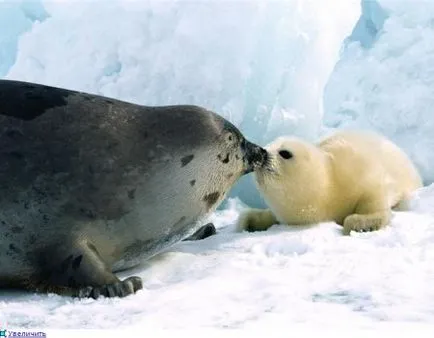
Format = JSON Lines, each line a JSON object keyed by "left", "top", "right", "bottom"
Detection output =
{"left": 32, "top": 240, "right": 143, "bottom": 299}
{"left": 183, "top": 223, "right": 216, "bottom": 241}
{"left": 77, "top": 276, "right": 143, "bottom": 299}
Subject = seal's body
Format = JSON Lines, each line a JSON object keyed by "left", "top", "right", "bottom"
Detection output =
{"left": 237, "top": 130, "right": 422, "bottom": 235}
{"left": 0, "top": 79, "right": 267, "bottom": 298}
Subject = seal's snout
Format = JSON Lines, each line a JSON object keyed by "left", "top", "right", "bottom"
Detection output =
{"left": 242, "top": 140, "right": 268, "bottom": 174}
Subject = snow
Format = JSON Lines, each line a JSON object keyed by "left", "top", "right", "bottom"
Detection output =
{"left": 2, "top": 188, "right": 434, "bottom": 330}
{"left": 1, "top": 0, "right": 434, "bottom": 333}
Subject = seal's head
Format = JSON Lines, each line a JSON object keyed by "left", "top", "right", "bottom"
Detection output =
{"left": 156, "top": 106, "right": 269, "bottom": 213}
{"left": 215, "top": 119, "right": 268, "bottom": 177}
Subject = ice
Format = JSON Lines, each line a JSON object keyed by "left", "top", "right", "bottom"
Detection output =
{"left": 0, "top": 0, "right": 48, "bottom": 77}
{"left": 324, "top": 0, "right": 434, "bottom": 185}
{"left": 345, "top": 0, "right": 388, "bottom": 48}
{"left": 1, "top": 0, "right": 360, "bottom": 207}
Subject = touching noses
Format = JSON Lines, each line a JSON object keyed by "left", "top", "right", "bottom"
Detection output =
{"left": 242, "top": 140, "right": 268, "bottom": 174}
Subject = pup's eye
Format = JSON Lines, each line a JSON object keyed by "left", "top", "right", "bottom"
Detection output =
{"left": 278, "top": 150, "right": 293, "bottom": 160}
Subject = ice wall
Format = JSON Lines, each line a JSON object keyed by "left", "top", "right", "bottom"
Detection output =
{"left": 1, "top": 0, "right": 360, "bottom": 208}
{"left": 344, "top": 0, "right": 388, "bottom": 49}
{"left": 324, "top": 0, "right": 434, "bottom": 185}
{"left": 0, "top": 0, "right": 48, "bottom": 77}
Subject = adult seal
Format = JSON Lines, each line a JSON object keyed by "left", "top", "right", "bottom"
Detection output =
{"left": 0, "top": 79, "right": 267, "bottom": 299}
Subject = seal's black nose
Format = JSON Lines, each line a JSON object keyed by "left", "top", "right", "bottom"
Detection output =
{"left": 259, "top": 147, "right": 268, "bottom": 161}
{"left": 242, "top": 140, "right": 268, "bottom": 174}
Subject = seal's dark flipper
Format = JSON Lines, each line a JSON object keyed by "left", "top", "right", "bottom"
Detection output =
{"left": 33, "top": 240, "right": 143, "bottom": 299}
{"left": 183, "top": 223, "right": 217, "bottom": 241}
{"left": 77, "top": 276, "right": 143, "bottom": 299}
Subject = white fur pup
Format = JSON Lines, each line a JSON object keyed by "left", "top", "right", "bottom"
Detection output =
{"left": 237, "top": 130, "right": 423, "bottom": 235}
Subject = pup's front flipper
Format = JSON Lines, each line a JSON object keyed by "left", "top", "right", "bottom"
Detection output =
{"left": 236, "top": 208, "right": 279, "bottom": 232}
{"left": 33, "top": 240, "right": 143, "bottom": 299}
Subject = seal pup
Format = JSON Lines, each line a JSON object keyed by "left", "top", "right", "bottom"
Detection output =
{"left": 237, "top": 130, "right": 422, "bottom": 235}
{"left": 0, "top": 79, "right": 267, "bottom": 299}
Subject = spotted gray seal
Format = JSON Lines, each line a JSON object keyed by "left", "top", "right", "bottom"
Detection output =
{"left": 0, "top": 79, "right": 267, "bottom": 299}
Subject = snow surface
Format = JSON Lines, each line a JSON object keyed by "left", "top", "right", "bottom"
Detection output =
{"left": 1, "top": 0, "right": 434, "bottom": 332}
{"left": 2, "top": 187, "right": 434, "bottom": 330}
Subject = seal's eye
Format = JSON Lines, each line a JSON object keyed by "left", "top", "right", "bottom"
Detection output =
{"left": 279, "top": 150, "right": 293, "bottom": 160}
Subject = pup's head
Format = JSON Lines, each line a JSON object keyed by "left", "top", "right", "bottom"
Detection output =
{"left": 254, "top": 136, "right": 325, "bottom": 195}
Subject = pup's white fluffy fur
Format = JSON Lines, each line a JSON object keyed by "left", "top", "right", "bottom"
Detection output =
{"left": 237, "top": 130, "right": 423, "bottom": 235}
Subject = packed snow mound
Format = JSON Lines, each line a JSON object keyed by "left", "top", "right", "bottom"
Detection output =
{"left": 1, "top": 187, "right": 434, "bottom": 330}
{"left": 2, "top": 0, "right": 360, "bottom": 207}
{"left": 324, "top": 0, "right": 434, "bottom": 185}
